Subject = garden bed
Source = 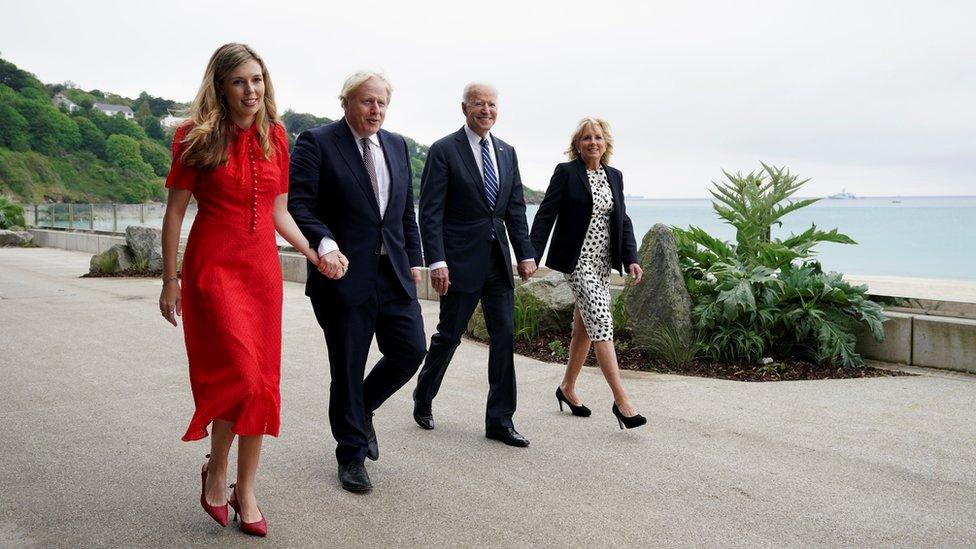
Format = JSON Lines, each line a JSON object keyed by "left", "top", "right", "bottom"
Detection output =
{"left": 510, "top": 333, "right": 910, "bottom": 382}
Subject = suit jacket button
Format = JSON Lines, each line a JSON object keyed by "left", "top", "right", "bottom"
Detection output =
{"left": 374, "top": 249, "right": 381, "bottom": 255}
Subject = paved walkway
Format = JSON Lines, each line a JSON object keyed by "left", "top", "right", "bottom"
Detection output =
{"left": 1, "top": 247, "right": 974, "bottom": 548}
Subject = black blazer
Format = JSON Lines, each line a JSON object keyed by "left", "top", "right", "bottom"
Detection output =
{"left": 529, "top": 158, "right": 638, "bottom": 275}
{"left": 288, "top": 119, "right": 422, "bottom": 306}
{"left": 419, "top": 127, "right": 535, "bottom": 292}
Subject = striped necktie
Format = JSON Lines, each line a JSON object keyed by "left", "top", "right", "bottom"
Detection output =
{"left": 480, "top": 137, "right": 498, "bottom": 210}
{"left": 360, "top": 137, "right": 382, "bottom": 212}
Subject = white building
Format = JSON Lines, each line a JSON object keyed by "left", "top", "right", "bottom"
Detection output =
{"left": 161, "top": 114, "right": 187, "bottom": 128}
{"left": 53, "top": 93, "right": 80, "bottom": 113}
{"left": 93, "top": 102, "right": 135, "bottom": 120}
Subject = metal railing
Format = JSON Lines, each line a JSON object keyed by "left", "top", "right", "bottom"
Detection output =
{"left": 25, "top": 203, "right": 195, "bottom": 234}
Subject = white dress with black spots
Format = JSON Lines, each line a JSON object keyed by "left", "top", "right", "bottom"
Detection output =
{"left": 566, "top": 167, "right": 615, "bottom": 341}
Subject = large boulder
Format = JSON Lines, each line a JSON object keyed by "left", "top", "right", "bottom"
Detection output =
{"left": 466, "top": 271, "right": 576, "bottom": 341}
{"left": 90, "top": 244, "right": 135, "bottom": 274}
{"left": 622, "top": 223, "right": 693, "bottom": 349}
{"left": 125, "top": 225, "right": 163, "bottom": 271}
{"left": 0, "top": 229, "right": 33, "bottom": 247}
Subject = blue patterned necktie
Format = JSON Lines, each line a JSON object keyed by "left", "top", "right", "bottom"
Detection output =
{"left": 480, "top": 137, "right": 498, "bottom": 210}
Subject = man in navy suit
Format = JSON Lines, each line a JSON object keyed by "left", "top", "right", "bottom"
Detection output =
{"left": 288, "top": 72, "right": 426, "bottom": 492}
{"left": 412, "top": 83, "right": 537, "bottom": 447}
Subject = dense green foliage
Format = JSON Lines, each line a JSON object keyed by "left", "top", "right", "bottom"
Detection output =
{"left": 0, "top": 195, "right": 26, "bottom": 229}
{"left": 673, "top": 164, "right": 885, "bottom": 368}
{"left": 0, "top": 57, "right": 168, "bottom": 203}
{"left": 1, "top": 56, "right": 543, "bottom": 205}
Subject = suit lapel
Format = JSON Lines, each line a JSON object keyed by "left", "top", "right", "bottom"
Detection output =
{"left": 377, "top": 130, "right": 398, "bottom": 220}
{"left": 574, "top": 158, "right": 593, "bottom": 203}
{"left": 454, "top": 128, "right": 492, "bottom": 213}
{"left": 491, "top": 135, "right": 507, "bottom": 214}
{"left": 334, "top": 119, "right": 381, "bottom": 219}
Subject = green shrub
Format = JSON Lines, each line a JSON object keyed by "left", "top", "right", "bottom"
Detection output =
{"left": 673, "top": 164, "right": 885, "bottom": 368}
{"left": 514, "top": 291, "right": 541, "bottom": 342}
{"left": 139, "top": 138, "right": 170, "bottom": 176}
{"left": 548, "top": 340, "right": 568, "bottom": 360}
{"left": 106, "top": 134, "right": 154, "bottom": 178}
{"left": 0, "top": 102, "right": 30, "bottom": 151}
{"left": 74, "top": 116, "right": 107, "bottom": 159}
{"left": 0, "top": 196, "right": 26, "bottom": 229}
{"left": 647, "top": 324, "right": 699, "bottom": 368}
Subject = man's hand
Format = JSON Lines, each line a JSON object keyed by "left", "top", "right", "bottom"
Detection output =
{"left": 518, "top": 259, "right": 538, "bottom": 282}
{"left": 628, "top": 263, "right": 643, "bottom": 285}
{"left": 318, "top": 250, "right": 349, "bottom": 280}
{"left": 431, "top": 266, "right": 450, "bottom": 295}
{"left": 411, "top": 268, "right": 422, "bottom": 289}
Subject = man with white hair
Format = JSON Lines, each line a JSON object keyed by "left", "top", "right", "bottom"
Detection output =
{"left": 288, "top": 72, "right": 426, "bottom": 492}
{"left": 412, "top": 83, "right": 537, "bottom": 447}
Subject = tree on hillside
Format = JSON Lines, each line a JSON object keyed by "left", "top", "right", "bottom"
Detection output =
{"left": 136, "top": 102, "right": 152, "bottom": 120}
{"left": 14, "top": 100, "right": 82, "bottom": 155}
{"left": 281, "top": 109, "right": 333, "bottom": 136}
{"left": 89, "top": 110, "right": 148, "bottom": 141}
{"left": 139, "top": 138, "right": 170, "bottom": 176}
{"left": 74, "top": 116, "right": 107, "bottom": 159}
{"left": 106, "top": 134, "right": 154, "bottom": 178}
{"left": 139, "top": 115, "right": 165, "bottom": 140}
{"left": 0, "top": 103, "right": 30, "bottom": 151}
{"left": 0, "top": 57, "right": 46, "bottom": 93}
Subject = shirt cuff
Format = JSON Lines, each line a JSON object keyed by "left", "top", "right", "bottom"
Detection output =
{"left": 411, "top": 266, "right": 422, "bottom": 270}
{"left": 429, "top": 261, "right": 448, "bottom": 270}
{"left": 317, "top": 238, "right": 339, "bottom": 256}
{"left": 519, "top": 259, "right": 536, "bottom": 264}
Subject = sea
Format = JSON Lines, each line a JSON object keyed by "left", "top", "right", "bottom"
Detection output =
{"left": 524, "top": 196, "right": 976, "bottom": 282}
{"left": 30, "top": 196, "right": 976, "bottom": 282}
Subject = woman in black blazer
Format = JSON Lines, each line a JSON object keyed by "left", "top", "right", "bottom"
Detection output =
{"left": 529, "top": 118, "right": 646, "bottom": 429}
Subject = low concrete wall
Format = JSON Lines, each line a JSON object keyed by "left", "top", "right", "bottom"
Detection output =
{"left": 856, "top": 311, "right": 913, "bottom": 365}
{"left": 912, "top": 316, "right": 976, "bottom": 374}
{"left": 29, "top": 229, "right": 124, "bottom": 255}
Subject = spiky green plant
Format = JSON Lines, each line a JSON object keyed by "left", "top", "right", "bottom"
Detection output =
{"left": 673, "top": 164, "right": 885, "bottom": 368}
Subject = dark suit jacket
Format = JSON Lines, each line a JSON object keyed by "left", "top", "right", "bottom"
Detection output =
{"left": 288, "top": 119, "right": 422, "bottom": 306}
{"left": 529, "top": 158, "right": 638, "bottom": 275}
{"left": 419, "top": 127, "right": 535, "bottom": 293}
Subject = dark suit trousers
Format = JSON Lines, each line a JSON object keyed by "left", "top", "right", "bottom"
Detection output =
{"left": 414, "top": 245, "right": 517, "bottom": 429}
{"left": 311, "top": 257, "right": 427, "bottom": 464}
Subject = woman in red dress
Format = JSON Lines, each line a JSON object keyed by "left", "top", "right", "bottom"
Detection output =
{"left": 158, "top": 43, "right": 332, "bottom": 537}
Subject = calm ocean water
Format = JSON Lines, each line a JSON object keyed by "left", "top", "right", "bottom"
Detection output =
{"left": 526, "top": 196, "right": 976, "bottom": 282}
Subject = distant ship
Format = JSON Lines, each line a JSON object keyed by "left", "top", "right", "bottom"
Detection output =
{"left": 827, "top": 188, "right": 857, "bottom": 199}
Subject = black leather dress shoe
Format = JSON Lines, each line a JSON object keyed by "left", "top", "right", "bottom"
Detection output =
{"left": 366, "top": 413, "right": 379, "bottom": 461}
{"left": 337, "top": 461, "right": 372, "bottom": 493}
{"left": 413, "top": 401, "right": 434, "bottom": 430}
{"left": 485, "top": 427, "right": 530, "bottom": 447}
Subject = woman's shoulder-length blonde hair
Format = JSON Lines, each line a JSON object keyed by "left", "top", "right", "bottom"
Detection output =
{"left": 565, "top": 117, "right": 614, "bottom": 166}
{"left": 179, "top": 43, "right": 281, "bottom": 170}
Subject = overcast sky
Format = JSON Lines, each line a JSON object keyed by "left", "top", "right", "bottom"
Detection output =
{"left": 3, "top": 0, "right": 974, "bottom": 198}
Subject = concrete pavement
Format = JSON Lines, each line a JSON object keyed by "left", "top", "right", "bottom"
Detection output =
{"left": 1, "top": 247, "right": 974, "bottom": 548}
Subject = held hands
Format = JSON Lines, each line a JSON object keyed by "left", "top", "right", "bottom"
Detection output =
{"left": 318, "top": 250, "right": 349, "bottom": 279}
{"left": 431, "top": 266, "right": 450, "bottom": 295}
{"left": 628, "top": 263, "right": 644, "bottom": 285}
{"left": 518, "top": 259, "right": 538, "bottom": 281}
{"left": 158, "top": 280, "right": 181, "bottom": 326}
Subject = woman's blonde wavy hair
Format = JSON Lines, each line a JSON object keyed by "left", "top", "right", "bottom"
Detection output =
{"left": 565, "top": 117, "right": 614, "bottom": 165}
{"left": 179, "top": 43, "right": 280, "bottom": 170}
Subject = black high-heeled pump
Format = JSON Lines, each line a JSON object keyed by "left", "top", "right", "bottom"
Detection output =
{"left": 612, "top": 404, "right": 647, "bottom": 430}
{"left": 556, "top": 387, "right": 591, "bottom": 417}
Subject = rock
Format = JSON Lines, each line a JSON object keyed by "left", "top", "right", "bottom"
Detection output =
{"left": 466, "top": 271, "right": 576, "bottom": 341}
{"left": 622, "top": 223, "right": 693, "bottom": 349}
{"left": 0, "top": 229, "right": 33, "bottom": 247}
{"left": 125, "top": 225, "right": 163, "bottom": 271}
{"left": 90, "top": 244, "right": 135, "bottom": 274}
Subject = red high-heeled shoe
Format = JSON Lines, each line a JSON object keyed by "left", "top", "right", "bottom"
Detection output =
{"left": 229, "top": 483, "right": 267, "bottom": 537}
{"left": 200, "top": 454, "right": 228, "bottom": 527}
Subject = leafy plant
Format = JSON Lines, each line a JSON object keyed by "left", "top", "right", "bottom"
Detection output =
{"left": 548, "top": 339, "right": 568, "bottom": 360}
{"left": 0, "top": 196, "right": 25, "bottom": 229}
{"left": 514, "top": 291, "right": 541, "bottom": 342}
{"left": 673, "top": 164, "right": 885, "bottom": 368}
{"left": 612, "top": 293, "right": 629, "bottom": 334}
{"left": 646, "top": 324, "right": 699, "bottom": 368}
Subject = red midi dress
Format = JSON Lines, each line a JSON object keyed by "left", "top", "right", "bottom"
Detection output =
{"left": 165, "top": 122, "right": 290, "bottom": 441}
